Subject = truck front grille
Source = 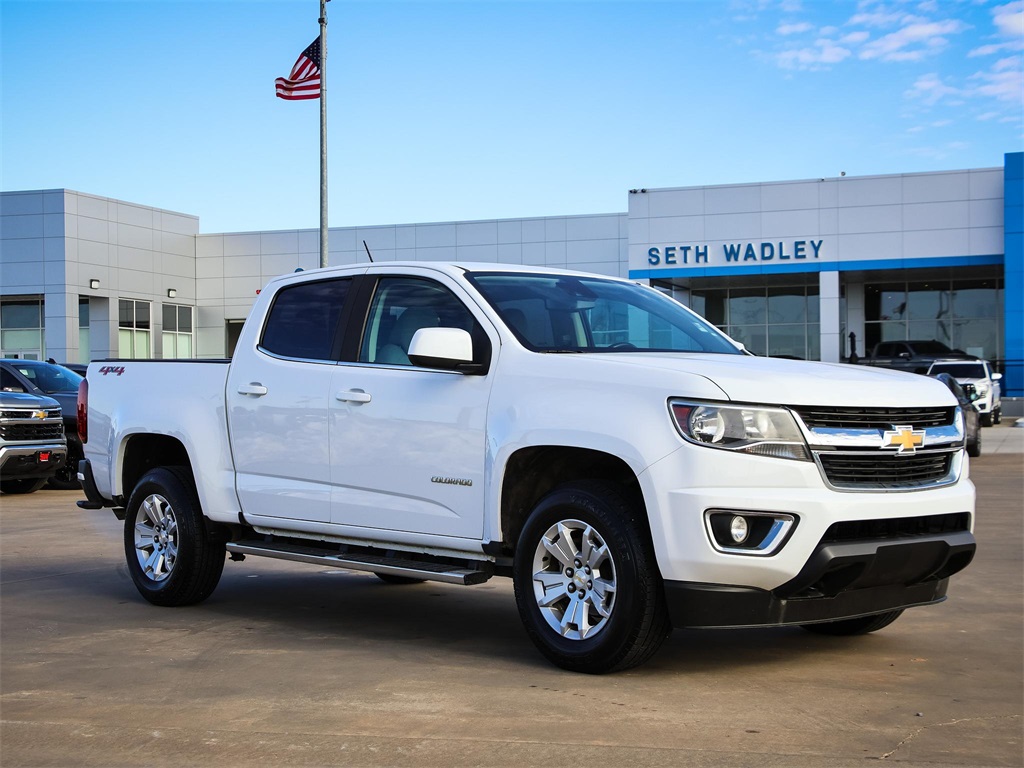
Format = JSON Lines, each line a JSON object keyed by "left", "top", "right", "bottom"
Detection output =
{"left": 817, "top": 449, "right": 955, "bottom": 490}
{"left": 0, "top": 422, "right": 65, "bottom": 441}
{"left": 794, "top": 406, "right": 955, "bottom": 430}
{"left": 0, "top": 408, "right": 65, "bottom": 442}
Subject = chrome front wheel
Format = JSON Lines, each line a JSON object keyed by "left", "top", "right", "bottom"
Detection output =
{"left": 513, "top": 481, "right": 670, "bottom": 673}
{"left": 531, "top": 519, "right": 617, "bottom": 641}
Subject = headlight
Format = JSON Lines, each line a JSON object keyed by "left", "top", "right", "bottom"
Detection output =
{"left": 975, "top": 382, "right": 989, "bottom": 395}
{"left": 670, "top": 400, "right": 811, "bottom": 461}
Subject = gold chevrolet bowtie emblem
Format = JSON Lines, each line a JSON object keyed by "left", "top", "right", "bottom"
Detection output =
{"left": 31, "top": 410, "right": 48, "bottom": 420}
{"left": 882, "top": 425, "right": 925, "bottom": 454}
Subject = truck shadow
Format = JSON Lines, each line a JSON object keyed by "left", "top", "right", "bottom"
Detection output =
{"left": 180, "top": 564, "right": 887, "bottom": 676}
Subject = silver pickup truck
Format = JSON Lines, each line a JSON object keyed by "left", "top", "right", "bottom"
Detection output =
{"left": 0, "top": 390, "right": 67, "bottom": 494}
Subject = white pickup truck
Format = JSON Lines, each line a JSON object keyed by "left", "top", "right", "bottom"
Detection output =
{"left": 78, "top": 263, "right": 976, "bottom": 673}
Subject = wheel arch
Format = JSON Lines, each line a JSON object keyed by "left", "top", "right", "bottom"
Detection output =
{"left": 119, "top": 432, "right": 194, "bottom": 503}
{"left": 497, "top": 445, "right": 647, "bottom": 557}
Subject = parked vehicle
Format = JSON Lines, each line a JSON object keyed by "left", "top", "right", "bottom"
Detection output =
{"left": 0, "top": 359, "right": 84, "bottom": 489}
{"left": 0, "top": 390, "right": 67, "bottom": 494}
{"left": 78, "top": 263, "right": 977, "bottom": 673}
{"left": 59, "top": 362, "right": 89, "bottom": 377}
{"left": 927, "top": 359, "right": 1002, "bottom": 426}
{"left": 930, "top": 373, "right": 981, "bottom": 458}
{"left": 861, "top": 340, "right": 976, "bottom": 374}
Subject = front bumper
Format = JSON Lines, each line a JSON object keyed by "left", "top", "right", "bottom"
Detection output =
{"left": 664, "top": 527, "right": 975, "bottom": 628}
{"left": 0, "top": 443, "right": 68, "bottom": 480}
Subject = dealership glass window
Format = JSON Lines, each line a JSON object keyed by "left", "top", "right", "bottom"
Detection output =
{"left": 863, "top": 277, "right": 1003, "bottom": 362}
{"left": 690, "top": 285, "right": 819, "bottom": 360}
{"left": 118, "top": 299, "right": 151, "bottom": 359}
{"left": 0, "top": 298, "right": 44, "bottom": 359}
{"left": 79, "top": 299, "right": 90, "bottom": 363}
{"left": 162, "top": 304, "right": 194, "bottom": 359}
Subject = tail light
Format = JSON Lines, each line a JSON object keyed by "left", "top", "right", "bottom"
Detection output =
{"left": 77, "top": 378, "right": 88, "bottom": 444}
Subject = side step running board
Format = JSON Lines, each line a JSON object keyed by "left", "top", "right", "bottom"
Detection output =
{"left": 226, "top": 540, "right": 492, "bottom": 586}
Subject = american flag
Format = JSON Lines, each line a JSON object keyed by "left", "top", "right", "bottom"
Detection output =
{"left": 275, "top": 38, "right": 321, "bottom": 100}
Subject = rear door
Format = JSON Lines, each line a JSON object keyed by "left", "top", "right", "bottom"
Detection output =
{"left": 226, "top": 276, "right": 353, "bottom": 524}
{"left": 328, "top": 272, "right": 496, "bottom": 539}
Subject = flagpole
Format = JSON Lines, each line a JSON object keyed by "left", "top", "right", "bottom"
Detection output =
{"left": 319, "top": 0, "right": 328, "bottom": 268}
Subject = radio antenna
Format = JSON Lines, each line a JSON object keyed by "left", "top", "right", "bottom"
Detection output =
{"left": 362, "top": 240, "right": 374, "bottom": 263}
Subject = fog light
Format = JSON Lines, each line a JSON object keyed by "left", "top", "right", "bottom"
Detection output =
{"left": 705, "top": 510, "right": 798, "bottom": 556}
{"left": 730, "top": 515, "right": 749, "bottom": 543}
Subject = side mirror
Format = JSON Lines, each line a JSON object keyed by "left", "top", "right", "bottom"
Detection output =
{"left": 898, "top": 352, "right": 911, "bottom": 359}
{"left": 408, "top": 327, "right": 483, "bottom": 374}
{"left": 992, "top": 372, "right": 1003, "bottom": 381}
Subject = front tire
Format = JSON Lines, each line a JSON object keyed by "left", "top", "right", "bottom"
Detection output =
{"left": 512, "top": 481, "right": 670, "bottom": 674}
{"left": 124, "top": 467, "right": 225, "bottom": 606}
{"left": 993, "top": 407, "right": 1001, "bottom": 425}
{"left": 0, "top": 478, "right": 47, "bottom": 495}
{"left": 801, "top": 609, "right": 903, "bottom": 636}
{"left": 967, "top": 428, "right": 982, "bottom": 458}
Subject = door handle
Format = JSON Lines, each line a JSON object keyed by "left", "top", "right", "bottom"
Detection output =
{"left": 237, "top": 383, "right": 268, "bottom": 396}
{"left": 336, "top": 389, "right": 371, "bottom": 404}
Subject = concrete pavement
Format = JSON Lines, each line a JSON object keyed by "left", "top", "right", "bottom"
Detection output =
{"left": 1, "top": 455, "right": 1021, "bottom": 767}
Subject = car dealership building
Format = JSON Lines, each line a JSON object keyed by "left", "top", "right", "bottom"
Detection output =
{"left": 1, "top": 151, "right": 1020, "bottom": 398}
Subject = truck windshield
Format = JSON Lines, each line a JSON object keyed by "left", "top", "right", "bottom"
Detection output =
{"left": 467, "top": 272, "right": 742, "bottom": 355}
{"left": 930, "top": 362, "right": 986, "bottom": 378}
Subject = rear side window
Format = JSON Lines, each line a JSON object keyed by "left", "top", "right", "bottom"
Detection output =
{"left": 260, "top": 278, "right": 351, "bottom": 361}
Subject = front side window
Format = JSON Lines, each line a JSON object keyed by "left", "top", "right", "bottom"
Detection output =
{"left": 359, "top": 277, "right": 487, "bottom": 367}
{"left": 468, "top": 273, "right": 740, "bottom": 355}
{"left": 260, "top": 278, "right": 351, "bottom": 361}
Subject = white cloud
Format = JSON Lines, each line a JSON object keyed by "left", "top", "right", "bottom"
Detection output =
{"left": 777, "top": 38, "right": 852, "bottom": 69}
{"left": 777, "top": 21, "right": 814, "bottom": 35}
{"left": 971, "top": 65, "right": 1024, "bottom": 102}
{"left": 969, "top": 1, "right": 1024, "bottom": 56}
{"left": 860, "top": 19, "right": 969, "bottom": 61}
{"left": 848, "top": 10, "right": 908, "bottom": 28}
{"left": 977, "top": 111, "right": 1001, "bottom": 120}
{"left": 840, "top": 31, "right": 871, "bottom": 44}
{"left": 904, "top": 72, "right": 963, "bottom": 105}
{"left": 993, "top": 1, "right": 1024, "bottom": 38}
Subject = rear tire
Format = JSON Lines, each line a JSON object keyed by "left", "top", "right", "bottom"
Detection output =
{"left": 0, "top": 478, "right": 47, "bottom": 495}
{"left": 801, "top": 609, "right": 903, "bottom": 636}
{"left": 123, "top": 466, "right": 225, "bottom": 606}
{"left": 513, "top": 480, "right": 670, "bottom": 674}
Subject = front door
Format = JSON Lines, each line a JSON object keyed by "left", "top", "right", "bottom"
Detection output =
{"left": 329, "top": 275, "right": 494, "bottom": 539}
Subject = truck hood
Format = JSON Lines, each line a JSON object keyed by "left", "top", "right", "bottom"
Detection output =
{"left": 585, "top": 353, "right": 955, "bottom": 407}
{"left": 0, "top": 391, "right": 61, "bottom": 409}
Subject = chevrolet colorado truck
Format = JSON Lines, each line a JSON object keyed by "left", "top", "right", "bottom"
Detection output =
{"left": 77, "top": 263, "right": 976, "bottom": 673}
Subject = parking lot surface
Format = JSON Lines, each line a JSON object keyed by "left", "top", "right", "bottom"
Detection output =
{"left": 2, "top": 442, "right": 1022, "bottom": 767}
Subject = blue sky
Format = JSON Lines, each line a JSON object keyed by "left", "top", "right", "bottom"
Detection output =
{"left": 2, "top": 0, "right": 1021, "bottom": 233}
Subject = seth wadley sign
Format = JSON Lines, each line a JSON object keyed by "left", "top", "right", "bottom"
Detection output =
{"left": 647, "top": 239, "right": 826, "bottom": 266}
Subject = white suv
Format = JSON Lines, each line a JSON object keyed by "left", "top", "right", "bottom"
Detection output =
{"left": 927, "top": 359, "right": 1003, "bottom": 426}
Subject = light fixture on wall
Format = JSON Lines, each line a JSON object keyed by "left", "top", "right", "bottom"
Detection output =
{"left": 167, "top": 288, "right": 177, "bottom": 299}
{"left": 89, "top": 279, "right": 100, "bottom": 290}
